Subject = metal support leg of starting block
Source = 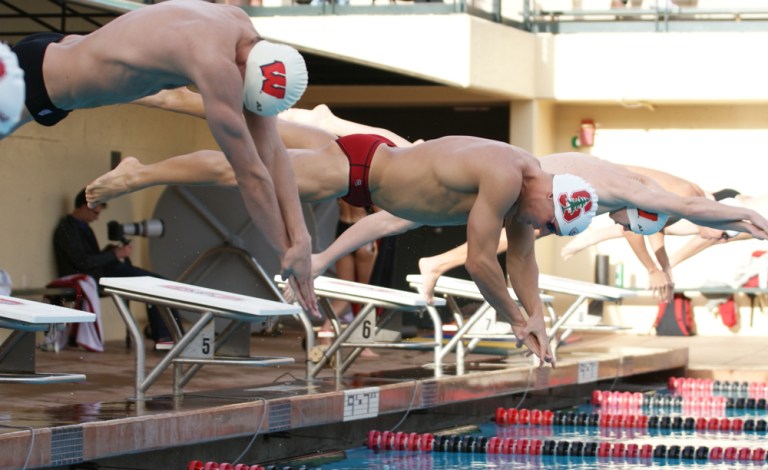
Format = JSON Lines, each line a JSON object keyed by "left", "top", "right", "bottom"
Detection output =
{"left": 548, "top": 294, "right": 589, "bottom": 347}
{"left": 440, "top": 302, "right": 494, "bottom": 375}
{"left": 176, "top": 243, "right": 315, "bottom": 379}
{"left": 309, "top": 303, "right": 377, "bottom": 379}
{"left": 174, "top": 317, "right": 249, "bottom": 394}
{"left": 111, "top": 292, "right": 216, "bottom": 401}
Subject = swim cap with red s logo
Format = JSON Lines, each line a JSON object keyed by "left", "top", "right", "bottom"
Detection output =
{"left": 552, "top": 174, "right": 599, "bottom": 236}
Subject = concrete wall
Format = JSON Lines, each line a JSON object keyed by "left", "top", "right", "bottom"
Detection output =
{"left": 0, "top": 105, "right": 217, "bottom": 342}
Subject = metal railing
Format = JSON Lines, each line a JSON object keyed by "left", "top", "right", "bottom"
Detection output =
{"left": 527, "top": 1, "right": 768, "bottom": 33}
{"left": 88, "top": 0, "right": 768, "bottom": 33}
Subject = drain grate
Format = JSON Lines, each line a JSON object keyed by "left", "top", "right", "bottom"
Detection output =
{"left": 50, "top": 426, "right": 84, "bottom": 466}
{"left": 268, "top": 401, "right": 291, "bottom": 432}
{"left": 421, "top": 382, "right": 437, "bottom": 408}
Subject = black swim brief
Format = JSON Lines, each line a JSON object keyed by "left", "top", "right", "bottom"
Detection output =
{"left": 336, "top": 219, "right": 354, "bottom": 239}
{"left": 12, "top": 32, "right": 71, "bottom": 127}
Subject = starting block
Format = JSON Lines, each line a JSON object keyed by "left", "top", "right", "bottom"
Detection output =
{"left": 274, "top": 275, "right": 446, "bottom": 379}
{"left": 537, "top": 274, "right": 637, "bottom": 345}
{"left": 100, "top": 276, "right": 301, "bottom": 400}
{"left": 0, "top": 295, "right": 95, "bottom": 383}
{"left": 406, "top": 274, "right": 557, "bottom": 372}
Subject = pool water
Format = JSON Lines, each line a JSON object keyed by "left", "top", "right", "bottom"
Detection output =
{"left": 310, "top": 378, "right": 768, "bottom": 469}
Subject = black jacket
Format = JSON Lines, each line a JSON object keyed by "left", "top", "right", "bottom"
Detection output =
{"left": 52, "top": 215, "right": 120, "bottom": 279}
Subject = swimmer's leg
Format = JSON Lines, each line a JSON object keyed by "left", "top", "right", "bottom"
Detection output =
{"left": 86, "top": 150, "right": 236, "bottom": 205}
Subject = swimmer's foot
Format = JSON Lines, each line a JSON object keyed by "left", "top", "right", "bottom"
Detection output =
{"left": 312, "top": 104, "right": 338, "bottom": 130}
{"left": 417, "top": 256, "right": 442, "bottom": 304}
{"left": 359, "top": 348, "right": 379, "bottom": 358}
{"left": 86, "top": 156, "right": 144, "bottom": 206}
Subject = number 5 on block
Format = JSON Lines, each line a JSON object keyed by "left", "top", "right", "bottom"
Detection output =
{"left": 182, "top": 320, "right": 216, "bottom": 358}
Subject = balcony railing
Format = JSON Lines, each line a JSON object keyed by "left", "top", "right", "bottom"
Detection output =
{"left": 98, "top": 0, "right": 768, "bottom": 33}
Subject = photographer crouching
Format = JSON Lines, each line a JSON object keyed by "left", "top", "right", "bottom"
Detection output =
{"left": 53, "top": 188, "right": 180, "bottom": 350}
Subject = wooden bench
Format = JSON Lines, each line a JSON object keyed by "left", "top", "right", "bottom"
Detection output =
{"left": 274, "top": 275, "right": 446, "bottom": 378}
{"left": 0, "top": 295, "right": 95, "bottom": 383}
{"left": 100, "top": 276, "right": 302, "bottom": 400}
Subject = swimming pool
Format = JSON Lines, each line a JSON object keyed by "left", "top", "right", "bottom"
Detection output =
{"left": 278, "top": 377, "right": 768, "bottom": 469}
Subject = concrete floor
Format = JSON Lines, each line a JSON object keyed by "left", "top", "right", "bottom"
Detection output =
{"left": 9, "top": 325, "right": 761, "bottom": 414}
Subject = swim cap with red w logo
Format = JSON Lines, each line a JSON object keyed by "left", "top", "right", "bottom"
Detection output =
{"left": 552, "top": 174, "right": 598, "bottom": 236}
{"left": 243, "top": 40, "right": 308, "bottom": 116}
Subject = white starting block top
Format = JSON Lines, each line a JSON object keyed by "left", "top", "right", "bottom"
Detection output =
{"left": 406, "top": 274, "right": 556, "bottom": 304}
{"left": 538, "top": 274, "right": 638, "bottom": 301}
{"left": 0, "top": 295, "right": 94, "bottom": 384}
{"left": 0, "top": 295, "right": 95, "bottom": 326}
{"left": 274, "top": 275, "right": 446, "bottom": 308}
{"left": 100, "top": 276, "right": 300, "bottom": 316}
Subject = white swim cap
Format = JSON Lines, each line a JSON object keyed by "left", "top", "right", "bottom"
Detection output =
{"left": 626, "top": 207, "right": 669, "bottom": 235}
{"left": 243, "top": 40, "right": 308, "bottom": 116}
{"left": 552, "top": 174, "right": 598, "bottom": 236}
{"left": 0, "top": 43, "right": 25, "bottom": 134}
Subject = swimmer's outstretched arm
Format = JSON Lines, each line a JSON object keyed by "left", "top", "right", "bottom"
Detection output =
{"left": 616, "top": 181, "right": 768, "bottom": 239}
{"left": 559, "top": 217, "right": 676, "bottom": 299}
{"left": 311, "top": 211, "right": 422, "bottom": 277}
{"left": 244, "top": 113, "right": 317, "bottom": 316}
{"left": 498, "top": 218, "right": 554, "bottom": 366}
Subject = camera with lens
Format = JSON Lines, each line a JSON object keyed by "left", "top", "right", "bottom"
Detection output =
{"left": 108, "top": 219, "right": 165, "bottom": 244}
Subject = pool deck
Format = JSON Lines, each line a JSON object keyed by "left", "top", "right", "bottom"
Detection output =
{"left": 0, "top": 325, "right": 764, "bottom": 469}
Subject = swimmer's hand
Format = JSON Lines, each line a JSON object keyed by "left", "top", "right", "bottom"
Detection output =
{"left": 281, "top": 282, "right": 323, "bottom": 320}
{"left": 281, "top": 245, "right": 320, "bottom": 319}
{"left": 281, "top": 284, "right": 297, "bottom": 304}
{"left": 513, "top": 314, "right": 555, "bottom": 368}
{"left": 648, "top": 269, "right": 674, "bottom": 302}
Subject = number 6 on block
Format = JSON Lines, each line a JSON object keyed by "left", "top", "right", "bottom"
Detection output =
{"left": 348, "top": 308, "right": 377, "bottom": 344}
